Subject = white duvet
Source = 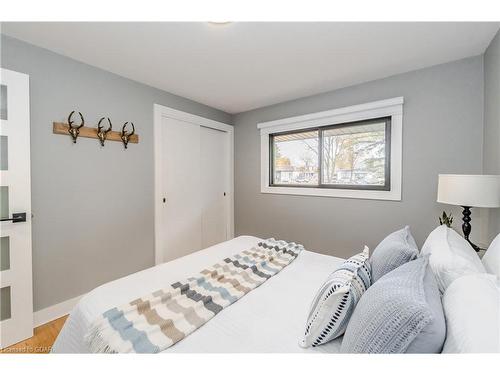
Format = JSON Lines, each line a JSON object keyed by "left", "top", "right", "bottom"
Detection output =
{"left": 52, "top": 236, "right": 345, "bottom": 353}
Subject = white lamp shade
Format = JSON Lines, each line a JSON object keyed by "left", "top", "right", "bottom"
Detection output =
{"left": 437, "top": 174, "right": 500, "bottom": 208}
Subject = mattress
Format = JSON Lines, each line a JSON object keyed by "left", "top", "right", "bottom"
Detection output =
{"left": 52, "top": 236, "right": 345, "bottom": 353}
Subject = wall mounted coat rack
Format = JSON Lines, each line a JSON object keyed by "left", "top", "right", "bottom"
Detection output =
{"left": 53, "top": 122, "right": 139, "bottom": 145}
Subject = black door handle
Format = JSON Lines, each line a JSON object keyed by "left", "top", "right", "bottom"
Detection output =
{"left": 0, "top": 212, "right": 27, "bottom": 223}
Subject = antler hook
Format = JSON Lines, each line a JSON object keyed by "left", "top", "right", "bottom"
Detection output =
{"left": 67, "top": 111, "right": 85, "bottom": 143}
{"left": 97, "top": 117, "right": 112, "bottom": 146}
{"left": 121, "top": 122, "right": 135, "bottom": 149}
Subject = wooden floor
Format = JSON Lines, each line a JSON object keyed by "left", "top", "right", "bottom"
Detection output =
{"left": 0, "top": 315, "right": 67, "bottom": 354}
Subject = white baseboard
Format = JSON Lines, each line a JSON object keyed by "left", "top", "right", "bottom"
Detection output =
{"left": 33, "top": 294, "right": 84, "bottom": 327}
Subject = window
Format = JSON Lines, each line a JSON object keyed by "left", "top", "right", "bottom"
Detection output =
{"left": 270, "top": 118, "right": 390, "bottom": 190}
{"left": 271, "top": 130, "right": 319, "bottom": 186}
{"left": 259, "top": 97, "right": 403, "bottom": 200}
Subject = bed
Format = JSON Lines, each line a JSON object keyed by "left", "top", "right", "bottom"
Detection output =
{"left": 52, "top": 236, "right": 345, "bottom": 353}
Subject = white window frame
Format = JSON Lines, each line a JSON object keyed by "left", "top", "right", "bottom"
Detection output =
{"left": 258, "top": 97, "right": 403, "bottom": 201}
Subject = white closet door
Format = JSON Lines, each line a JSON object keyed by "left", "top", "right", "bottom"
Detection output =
{"left": 161, "top": 117, "right": 201, "bottom": 263}
{"left": 200, "top": 126, "right": 227, "bottom": 248}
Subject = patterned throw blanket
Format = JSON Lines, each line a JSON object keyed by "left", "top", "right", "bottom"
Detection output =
{"left": 85, "top": 239, "right": 303, "bottom": 353}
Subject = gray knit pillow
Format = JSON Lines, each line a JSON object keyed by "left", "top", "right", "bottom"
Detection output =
{"left": 340, "top": 256, "right": 446, "bottom": 353}
{"left": 370, "top": 226, "right": 418, "bottom": 282}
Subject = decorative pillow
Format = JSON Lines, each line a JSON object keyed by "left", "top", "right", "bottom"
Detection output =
{"left": 340, "top": 256, "right": 446, "bottom": 353}
{"left": 442, "top": 273, "right": 499, "bottom": 353}
{"left": 370, "top": 225, "right": 419, "bottom": 282}
{"left": 299, "top": 246, "right": 371, "bottom": 348}
{"left": 482, "top": 233, "right": 500, "bottom": 278}
{"left": 421, "top": 225, "right": 486, "bottom": 293}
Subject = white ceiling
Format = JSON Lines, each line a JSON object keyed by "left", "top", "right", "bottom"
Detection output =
{"left": 2, "top": 22, "right": 499, "bottom": 114}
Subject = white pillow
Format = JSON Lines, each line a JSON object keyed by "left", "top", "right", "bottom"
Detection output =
{"left": 299, "top": 246, "right": 371, "bottom": 348}
{"left": 483, "top": 233, "right": 500, "bottom": 278}
{"left": 421, "top": 225, "right": 486, "bottom": 293}
{"left": 442, "top": 273, "right": 500, "bottom": 353}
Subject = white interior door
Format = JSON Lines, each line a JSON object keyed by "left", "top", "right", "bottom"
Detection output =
{"left": 0, "top": 68, "right": 33, "bottom": 348}
{"left": 161, "top": 117, "right": 202, "bottom": 263}
{"left": 201, "top": 126, "right": 227, "bottom": 248}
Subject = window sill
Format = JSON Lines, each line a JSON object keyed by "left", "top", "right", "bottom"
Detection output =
{"left": 261, "top": 185, "right": 401, "bottom": 201}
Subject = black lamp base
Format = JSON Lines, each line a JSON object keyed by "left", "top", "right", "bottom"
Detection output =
{"left": 461, "top": 206, "right": 481, "bottom": 252}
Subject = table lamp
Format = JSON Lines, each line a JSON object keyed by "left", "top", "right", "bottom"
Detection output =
{"left": 437, "top": 174, "right": 500, "bottom": 252}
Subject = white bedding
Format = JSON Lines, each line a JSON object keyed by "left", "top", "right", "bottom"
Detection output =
{"left": 52, "top": 236, "right": 345, "bottom": 353}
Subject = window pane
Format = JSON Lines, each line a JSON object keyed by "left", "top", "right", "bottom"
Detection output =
{"left": 0, "top": 237, "right": 10, "bottom": 271}
{"left": 1, "top": 286, "right": 11, "bottom": 321}
{"left": 321, "top": 121, "right": 387, "bottom": 186}
{"left": 0, "top": 135, "right": 8, "bottom": 170}
{"left": 1, "top": 186, "right": 9, "bottom": 218}
{"left": 272, "top": 130, "right": 319, "bottom": 185}
{"left": 0, "top": 85, "right": 7, "bottom": 120}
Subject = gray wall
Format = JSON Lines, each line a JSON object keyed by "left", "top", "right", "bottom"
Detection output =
{"left": 484, "top": 30, "right": 500, "bottom": 241}
{"left": 0, "top": 35, "right": 232, "bottom": 311}
{"left": 1, "top": 32, "right": 493, "bottom": 310}
{"left": 233, "top": 56, "right": 485, "bottom": 258}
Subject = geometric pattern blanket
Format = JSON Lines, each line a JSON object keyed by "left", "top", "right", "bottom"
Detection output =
{"left": 85, "top": 239, "right": 303, "bottom": 353}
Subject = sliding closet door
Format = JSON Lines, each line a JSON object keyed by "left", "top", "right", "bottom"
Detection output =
{"left": 161, "top": 117, "right": 201, "bottom": 263}
{"left": 156, "top": 105, "right": 233, "bottom": 265}
{"left": 200, "top": 126, "right": 227, "bottom": 248}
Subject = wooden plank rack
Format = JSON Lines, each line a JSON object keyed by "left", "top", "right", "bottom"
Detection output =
{"left": 52, "top": 122, "right": 139, "bottom": 144}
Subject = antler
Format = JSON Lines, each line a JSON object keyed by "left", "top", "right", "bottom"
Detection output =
{"left": 105, "top": 117, "right": 112, "bottom": 133}
{"left": 97, "top": 117, "right": 105, "bottom": 132}
{"left": 98, "top": 117, "right": 112, "bottom": 133}
{"left": 68, "top": 111, "right": 84, "bottom": 128}
{"left": 68, "top": 111, "right": 75, "bottom": 126}
{"left": 76, "top": 112, "right": 85, "bottom": 129}
{"left": 121, "top": 122, "right": 135, "bottom": 136}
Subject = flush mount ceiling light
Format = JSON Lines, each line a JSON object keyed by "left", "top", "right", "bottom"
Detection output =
{"left": 208, "top": 21, "right": 232, "bottom": 25}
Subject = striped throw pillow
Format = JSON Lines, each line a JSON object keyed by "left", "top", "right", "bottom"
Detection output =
{"left": 299, "top": 247, "right": 371, "bottom": 348}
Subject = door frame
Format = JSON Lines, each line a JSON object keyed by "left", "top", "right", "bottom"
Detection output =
{"left": 153, "top": 104, "right": 234, "bottom": 265}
